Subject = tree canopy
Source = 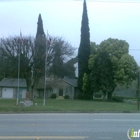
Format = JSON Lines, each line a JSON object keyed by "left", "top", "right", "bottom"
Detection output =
{"left": 36, "top": 14, "right": 45, "bottom": 36}
{"left": 0, "top": 36, "right": 34, "bottom": 90}
{"left": 48, "top": 37, "right": 76, "bottom": 78}
{"left": 78, "top": 0, "right": 90, "bottom": 98}
{"left": 33, "top": 14, "right": 46, "bottom": 87}
{"left": 84, "top": 38, "right": 138, "bottom": 100}
{"left": 0, "top": 35, "right": 76, "bottom": 90}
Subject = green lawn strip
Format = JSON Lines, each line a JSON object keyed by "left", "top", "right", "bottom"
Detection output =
{"left": 0, "top": 99, "right": 139, "bottom": 113}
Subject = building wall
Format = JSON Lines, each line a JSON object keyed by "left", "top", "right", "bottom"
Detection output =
{"left": 15, "top": 88, "right": 27, "bottom": 99}
{"left": 0, "top": 87, "right": 26, "bottom": 99}
{"left": 74, "top": 87, "right": 80, "bottom": 99}
{"left": 35, "top": 80, "right": 77, "bottom": 99}
{"left": 63, "top": 85, "right": 74, "bottom": 99}
{"left": 50, "top": 80, "right": 75, "bottom": 99}
{"left": 1, "top": 88, "right": 14, "bottom": 98}
{"left": 0, "top": 88, "right": 2, "bottom": 98}
{"left": 13, "top": 88, "right": 16, "bottom": 98}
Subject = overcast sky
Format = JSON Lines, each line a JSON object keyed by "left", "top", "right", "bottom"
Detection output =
{"left": 0, "top": 0, "right": 140, "bottom": 65}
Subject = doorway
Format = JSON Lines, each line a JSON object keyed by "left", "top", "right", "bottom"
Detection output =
{"left": 59, "top": 88, "right": 63, "bottom": 96}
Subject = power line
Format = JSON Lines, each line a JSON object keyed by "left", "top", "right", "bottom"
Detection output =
{"left": 74, "top": 0, "right": 140, "bottom": 3}
{"left": 129, "top": 49, "right": 140, "bottom": 51}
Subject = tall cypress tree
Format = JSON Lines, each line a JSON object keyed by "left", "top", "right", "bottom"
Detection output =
{"left": 78, "top": 0, "right": 90, "bottom": 97}
{"left": 36, "top": 14, "right": 45, "bottom": 36}
{"left": 34, "top": 14, "right": 46, "bottom": 85}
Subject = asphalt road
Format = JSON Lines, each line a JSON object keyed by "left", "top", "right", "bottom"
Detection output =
{"left": 0, "top": 113, "right": 139, "bottom": 140}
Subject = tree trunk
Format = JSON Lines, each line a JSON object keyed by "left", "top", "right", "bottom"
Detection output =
{"left": 30, "top": 86, "right": 34, "bottom": 101}
{"left": 107, "top": 88, "right": 114, "bottom": 100}
{"left": 84, "top": 92, "right": 93, "bottom": 100}
{"left": 102, "top": 91, "right": 107, "bottom": 101}
{"left": 26, "top": 78, "right": 34, "bottom": 101}
{"left": 107, "top": 92, "right": 112, "bottom": 100}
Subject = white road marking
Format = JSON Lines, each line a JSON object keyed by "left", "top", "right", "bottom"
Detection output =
{"left": 0, "top": 136, "right": 89, "bottom": 139}
{"left": 97, "top": 137, "right": 113, "bottom": 139}
{"left": 0, "top": 124, "right": 77, "bottom": 127}
{"left": 94, "top": 119, "right": 140, "bottom": 122}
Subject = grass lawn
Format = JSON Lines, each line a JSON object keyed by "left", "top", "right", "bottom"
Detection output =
{"left": 0, "top": 99, "right": 139, "bottom": 113}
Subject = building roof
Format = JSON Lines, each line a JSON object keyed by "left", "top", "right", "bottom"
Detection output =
{"left": 36, "top": 78, "right": 55, "bottom": 89}
{"left": 62, "top": 78, "right": 78, "bottom": 87}
{"left": 36, "top": 78, "right": 78, "bottom": 89}
{"left": 0, "top": 78, "right": 27, "bottom": 88}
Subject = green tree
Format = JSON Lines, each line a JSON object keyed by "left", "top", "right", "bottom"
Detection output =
{"left": 115, "top": 54, "right": 138, "bottom": 86}
{"left": 0, "top": 36, "right": 34, "bottom": 91}
{"left": 78, "top": 0, "right": 90, "bottom": 98}
{"left": 99, "top": 38, "right": 137, "bottom": 87}
{"left": 33, "top": 14, "right": 46, "bottom": 87}
{"left": 48, "top": 37, "right": 75, "bottom": 78}
{"left": 90, "top": 42, "right": 98, "bottom": 54}
{"left": 87, "top": 38, "right": 138, "bottom": 100}
{"left": 50, "top": 45, "right": 64, "bottom": 78}
{"left": 63, "top": 57, "right": 77, "bottom": 78}
{"left": 89, "top": 50, "right": 115, "bottom": 100}
{"left": 82, "top": 73, "right": 91, "bottom": 99}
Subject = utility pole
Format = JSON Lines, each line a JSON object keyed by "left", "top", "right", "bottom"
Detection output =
{"left": 17, "top": 43, "right": 20, "bottom": 106}
{"left": 43, "top": 31, "right": 51, "bottom": 106}
{"left": 43, "top": 44, "right": 47, "bottom": 106}
{"left": 17, "top": 32, "right": 22, "bottom": 105}
{"left": 137, "top": 70, "right": 140, "bottom": 110}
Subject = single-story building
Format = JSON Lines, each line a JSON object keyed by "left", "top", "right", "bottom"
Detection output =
{"left": 36, "top": 78, "right": 79, "bottom": 99}
{"left": 0, "top": 78, "right": 27, "bottom": 99}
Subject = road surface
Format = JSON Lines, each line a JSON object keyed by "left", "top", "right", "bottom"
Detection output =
{"left": 0, "top": 113, "right": 139, "bottom": 140}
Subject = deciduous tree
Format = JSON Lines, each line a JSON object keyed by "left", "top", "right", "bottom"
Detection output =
{"left": 0, "top": 36, "right": 34, "bottom": 91}
{"left": 86, "top": 38, "right": 138, "bottom": 100}
{"left": 48, "top": 37, "right": 76, "bottom": 78}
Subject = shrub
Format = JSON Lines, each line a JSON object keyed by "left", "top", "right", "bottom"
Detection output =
{"left": 78, "top": 93, "right": 84, "bottom": 100}
{"left": 51, "top": 94, "right": 56, "bottom": 99}
{"left": 84, "top": 94, "right": 93, "bottom": 100}
{"left": 112, "top": 96, "right": 124, "bottom": 102}
{"left": 94, "top": 94, "right": 102, "bottom": 98}
{"left": 64, "top": 95, "right": 69, "bottom": 99}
